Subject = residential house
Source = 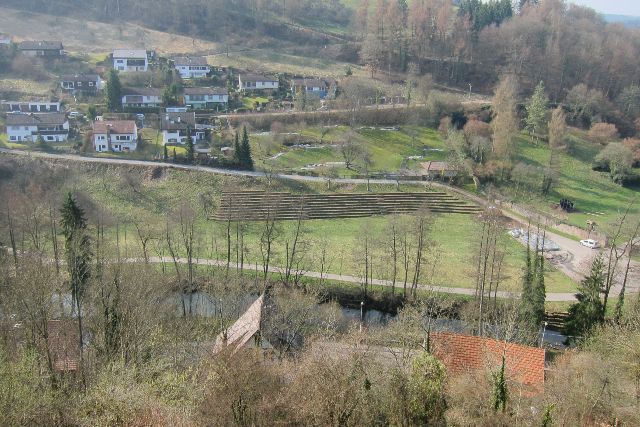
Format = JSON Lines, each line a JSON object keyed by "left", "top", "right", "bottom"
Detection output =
{"left": 17, "top": 40, "right": 64, "bottom": 58}
{"left": 60, "top": 74, "right": 102, "bottom": 95}
{"left": 121, "top": 87, "right": 162, "bottom": 109}
{"left": 161, "top": 111, "right": 205, "bottom": 145}
{"left": 2, "top": 100, "right": 61, "bottom": 113}
{"left": 420, "top": 161, "right": 459, "bottom": 179}
{"left": 183, "top": 87, "right": 228, "bottom": 110}
{"left": 92, "top": 120, "right": 138, "bottom": 152}
{"left": 238, "top": 74, "right": 279, "bottom": 92}
{"left": 112, "top": 49, "right": 148, "bottom": 72}
{"left": 6, "top": 112, "right": 69, "bottom": 142}
{"left": 173, "top": 56, "right": 210, "bottom": 79}
{"left": 291, "top": 77, "right": 336, "bottom": 99}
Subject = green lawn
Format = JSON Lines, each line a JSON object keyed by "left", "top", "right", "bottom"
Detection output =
{"left": 242, "top": 96, "right": 270, "bottom": 110}
{"left": 505, "top": 131, "right": 640, "bottom": 229}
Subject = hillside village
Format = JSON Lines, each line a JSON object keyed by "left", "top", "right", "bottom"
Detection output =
{"left": 1, "top": 1, "right": 640, "bottom": 425}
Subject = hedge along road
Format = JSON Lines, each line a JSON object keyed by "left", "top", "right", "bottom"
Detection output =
{"left": 2, "top": 147, "right": 638, "bottom": 301}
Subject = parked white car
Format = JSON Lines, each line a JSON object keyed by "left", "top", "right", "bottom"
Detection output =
{"left": 580, "top": 239, "right": 600, "bottom": 249}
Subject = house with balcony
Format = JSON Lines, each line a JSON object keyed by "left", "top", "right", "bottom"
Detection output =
{"left": 6, "top": 112, "right": 69, "bottom": 142}
{"left": 291, "top": 77, "right": 336, "bottom": 99}
{"left": 112, "top": 49, "right": 148, "bottom": 72}
{"left": 18, "top": 40, "right": 64, "bottom": 58}
{"left": 1, "top": 100, "right": 61, "bottom": 113}
{"left": 92, "top": 120, "right": 138, "bottom": 152}
{"left": 161, "top": 112, "right": 205, "bottom": 145}
{"left": 238, "top": 74, "right": 279, "bottom": 92}
{"left": 60, "top": 74, "right": 102, "bottom": 95}
{"left": 183, "top": 87, "right": 228, "bottom": 110}
{"left": 174, "top": 56, "right": 210, "bottom": 78}
{"left": 121, "top": 87, "right": 162, "bottom": 109}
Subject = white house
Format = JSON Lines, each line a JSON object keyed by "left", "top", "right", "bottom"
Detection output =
{"left": 121, "top": 87, "right": 162, "bottom": 108}
{"left": 92, "top": 120, "right": 138, "bottom": 152}
{"left": 6, "top": 113, "right": 69, "bottom": 142}
{"left": 112, "top": 49, "right": 148, "bottom": 72}
{"left": 2, "top": 100, "right": 61, "bottom": 113}
{"left": 238, "top": 74, "right": 279, "bottom": 91}
{"left": 291, "top": 77, "right": 336, "bottom": 100}
{"left": 183, "top": 87, "right": 228, "bottom": 110}
{"left": 174, "top": 56, "right": 210, "bottom": 79}
{"left": 161, "top": 112, "right": 205, "bottom": 145}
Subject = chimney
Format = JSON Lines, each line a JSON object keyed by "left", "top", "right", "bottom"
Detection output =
{"left": 177, "top": 116, "right": 181, "bottom": 123}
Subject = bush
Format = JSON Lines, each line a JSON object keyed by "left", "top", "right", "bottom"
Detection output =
{"left": 593, "top": 143, "right": 634, "bottom": 183}
{"left": 588, "top": 122, "right": 618, "bottom": 145}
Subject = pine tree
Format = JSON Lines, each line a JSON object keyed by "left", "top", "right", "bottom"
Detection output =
{"left": 565, "top": 255, "right": 605, "bottom": 342}
{"left": 240, "top": 126, "right": 254, "bottom": 170}
{"left": 172, "top": 147, "right": 177, "bottom": 163}
{"left": 163, "top": 144, "right": 168, "bottom": 161}
{"left": 232, "top": 131, "right": 241, "bottom": 166}
{"left": 533, "top": 251, "right": 546, "bottom": 323}
{"left": 185, "top": 130, "right": 194, "bottom": 164}
{"left": 492, "top": 352, "right": 508, "bottom": 412}
{"left": 60, "top": 192, "right": 92, "bottom": 368}
{"left": 105, "top": 69, "right": 122, "bottom": 112}
{"left": 525, "top": 81, "right": 549, "bottom": 142}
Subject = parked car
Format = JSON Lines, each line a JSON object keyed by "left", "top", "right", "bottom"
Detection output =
{"left": 68, "top": 111, "right": 83, "bottom": 119}
{"left": 580, "top": 239, "right": 600, "bottom": 249}
{"left": 136, "top": 113, "right": 145, "bottom": 120}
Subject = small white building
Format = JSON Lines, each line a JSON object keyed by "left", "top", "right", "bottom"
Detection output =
{"left": 238, "top": 74, "right": 279, "bottom": 91}
{"left": 173, "top": 56, "right": 210, "bottom": 79}
{"left": 92, "top": 120, "right": 138, "bottom": 152}
{"left": 121, "top": 87, "right": 162, "bottom": 108}
{"left": 112, "top": 49, "right": 148, "bottom": 72}
{"left": 161, "top": 112, "right": 205, "bottom": 145}
{"left": 2, "top": 100, "right": 61, "bottom": 113}
{"left": 6, "top": 113, "right": 69, "bottom": 142}
{"left": 183, "top": 87, "right": 228, "bottom": 110}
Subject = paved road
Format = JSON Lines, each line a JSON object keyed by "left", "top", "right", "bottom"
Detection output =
{"left": 144, "top": 256, "right": 580, "bottom": 302}
{"left": 2, "top": 148, "right": 638, "bottom": 299}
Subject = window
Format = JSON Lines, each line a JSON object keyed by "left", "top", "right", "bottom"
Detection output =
{"left": 24, "top": 127, "right": 28, "bottom": 130}
{"left": 89, "top": 82, "right": 94, "bottom": 86}
{"left": 10, "top": 136, "right": 16, "bottom": 141}
{"left": 118, "top": 66, "right": 124, "bottom": 71}
{"left": 47, "top": 136, "right": 54, "bottom": 141}
{"left": 77, "top": 82, "right": 82, "bottom": 87}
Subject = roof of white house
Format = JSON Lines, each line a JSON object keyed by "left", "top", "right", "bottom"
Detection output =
{"left": 161, "top": 112, "right": 196, "bottom": 130}
{"left": 240, "top": 73, "right": 278, "bottom": 83}
{"left": 121, "top": 87, "right": 162, "bottom": 97}
{"left": 93, "top": 120, "right": 137, "bottom": 134}
{"left": 173, "top": 56, "right": 208, "bottom": 67}
{"left": 60, "top": 73, "right": 100, "bottom": 83}
{"left": 291, "top": 77, "right": 334, "bottom": 87}
{"left": 184, "top": 87, "right": 228, "bottom": 96}
{"left": 6, "top": 113, "right": 67, "bottom": 126}
{"left": 112, "top": 49, "right": 147, "bottom": 59}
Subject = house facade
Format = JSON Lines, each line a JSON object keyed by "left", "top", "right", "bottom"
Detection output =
{"left": 60, "top": 74, "right": 102, "bottom": 95}
{"left": 121, "top": 87, "right": 162, "bottom": 108}
{"left": 2, "top": 100, "right": 61, "bottom": 113}
{"left": 6, "top": 113, "right": 69, "bottom": 142}
{"left": 18, "top": 41, "right": 64, "bottom": 58}
{"left": 112, "top": 49, "right": 148, "bottom": 72}
{"left": 161, "top": 112, "right": 205, "bottom": 145}
{"left": 291, "top": 78, "right": 336, "bottom": 99}
{"left": 183, "top": 87, "right": 228, "bottom": 110}
{"left": 92, "top": 120, "right": 138, "bottom": 152}
{"left": 238, "top": 74, "right": 279, "bottom": 91}
{"left": 174, "top": 56, "right": 210, "bottom": 78}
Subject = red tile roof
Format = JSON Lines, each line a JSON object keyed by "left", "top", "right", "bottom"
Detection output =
{"left": 93, "top": 120, "right": 137, "bottom": 135}
{"left": 47, "top": 320, "right": 80, "bottom": 372}
{"left": 430, "top": 332, "right": 545, "bottom": 388}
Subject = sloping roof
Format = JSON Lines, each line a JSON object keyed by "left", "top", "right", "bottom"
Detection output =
{"left": 6, "top": 113, "right": 67, "bottom": 126}
{"left": 430, "top": 332, "right": 545, "bottom": 388}
{"left": 60, "top": 73, "right": 100, "bottom": 83}
{"left": 161, "top": 112, "right": 196, "bottom": 130}
{"left": 174, "top": 56, "right": 208, "bottom": 67}
{"left": 291, "top": 78, "right": 334, "bottom": 88}
{"left": 113, "top": 49, "right": 147, "bottom": 59}
{"left": 47, "top": 320, "right": 80, "bottom": 372}
{"left": 122, "top": 87, "right": 162, "bottom": 97}
{"left": 184, "top": 86, "right": 228, "bottom": 96}
{"left": 93, "top": 120, "right": 137, "bottom": 134}
{"left": 420, "top": 161, "right": 457, "bottom": 172}
{"left": 240, "top": 73, "right": 278, "bottom": 83}
{"left": 18, "top": 40, "right": 63, "bottom": 50}
{"left": 213, "top": 294, "right": 264, "bottom": 355}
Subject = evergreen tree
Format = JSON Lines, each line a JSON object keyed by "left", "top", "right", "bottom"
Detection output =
{"left": 163, "top": 144, "right": 168, "bottom": 161}
{"left": 185, "top": 130, "right": 194, "bottom": 164}
{"left": 105, "top": 69, "right": 122, "bottom": 112}
{"left": 565, "top": 255, "right": 605, "bottom": 341}
{"left": 60, "top": 192, "right": 92, "bottom": 365}
{"left": 492, "top": 352, "right": 508, "bottom": 412}
{"left": 232, "top": 132, "right": 241, "bottom": 166}
{"left": 533, "top": 250, "right": 546, "bottom": 323}
{"left": 239, "top": 126, "right": 254, "bottom": 170}
{"left": 172, "top": 147, "right": 177, "bottom": 163}
{"left": 35, "top": 133, "right": 48, "bottom": 150}
{"left": 525, "top": 81, "right": 549, "bottom": 142}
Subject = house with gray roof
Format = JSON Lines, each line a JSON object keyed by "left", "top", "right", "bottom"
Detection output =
{"left": 18, "top": 40, "right": 64, "bottom": 58}
{"left": 121, "top": 87, "right": 162, "bottom": 108}
{"left": 173, "top": 56, "right": 210, "bottom": 78}
{"left": 112, "top": 49, "right": 148, "bottom": 72}
{"left": 183, "top": 87, "right": 228, "bottom": 110}
{"left": 6, "top": 112, "right": 69, "bottom": 142}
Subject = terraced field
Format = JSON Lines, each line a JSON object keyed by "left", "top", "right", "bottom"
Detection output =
{"left": 213, "top": 190, "right": 482, "bottom": 221}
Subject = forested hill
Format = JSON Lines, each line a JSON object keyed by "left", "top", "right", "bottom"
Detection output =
{"left": 0, "top": 0, "right": 352, "bottom": 45}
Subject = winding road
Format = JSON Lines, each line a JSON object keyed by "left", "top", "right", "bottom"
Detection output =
{"left": 2, "top": 147, "right": 638, "bottom": 301}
